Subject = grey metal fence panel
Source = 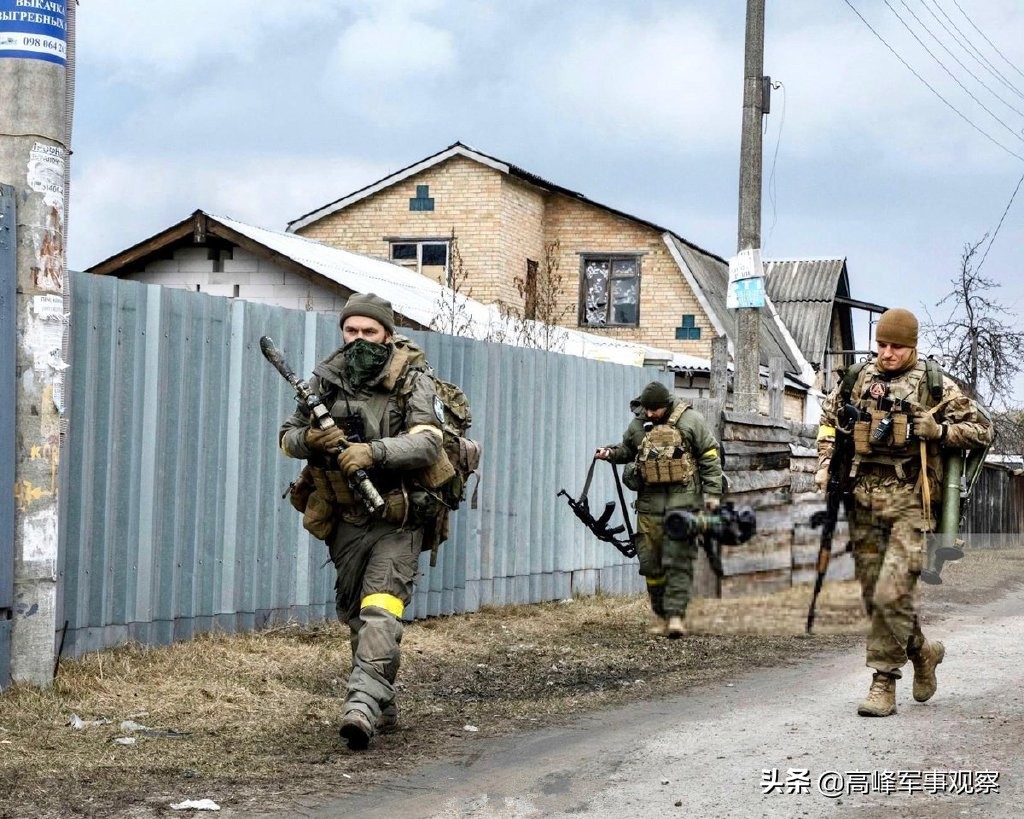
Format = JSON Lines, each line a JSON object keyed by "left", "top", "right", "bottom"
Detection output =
{"left": 0, "top": 184, "right": 16, "bottom": 687}
{"left": 58, "top": 273, "right": 667, "bottom": 658}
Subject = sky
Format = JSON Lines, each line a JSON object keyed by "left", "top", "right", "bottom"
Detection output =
{"left": 67, "top": 0, "right": 1024, "bottom": 399}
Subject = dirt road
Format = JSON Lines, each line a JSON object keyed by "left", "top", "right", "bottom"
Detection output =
{"left": 245, "top": 585, "right": 1024, "bottom": 819}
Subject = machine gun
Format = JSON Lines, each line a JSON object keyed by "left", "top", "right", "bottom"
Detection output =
{"left": 557, "top": 457, "right": 637, "bottom": 558}
{"left": 806, "top": 403, "right": 858, "bottom": 634}
{"left": 259, "top": 336, "right": 385, "bottom": 516}
{"left": 663, "top": 503, "right": 757, "bottom": 578}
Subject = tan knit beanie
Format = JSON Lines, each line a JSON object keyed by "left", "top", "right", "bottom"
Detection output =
{"left": 875, "top": 308, "right": 918, "bottom": 347}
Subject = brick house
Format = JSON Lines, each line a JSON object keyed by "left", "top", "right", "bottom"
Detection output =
{"left": 286, "top": 142, "right": 816, "bottom": 391}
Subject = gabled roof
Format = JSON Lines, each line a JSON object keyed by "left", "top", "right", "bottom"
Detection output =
{"left": 665, "top": 234, "right": 813, "bottom": 383}
{"left": 285, "top": 141, "right": 724, "bottom": 262}
{"left": 763, "top": 258, "right": 854, "bottom": 367}
{"left": 87, "top": 210, "right": 709, "bottom": 370}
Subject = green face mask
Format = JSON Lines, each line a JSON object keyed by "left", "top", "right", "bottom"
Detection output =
{"left": 342, "top": 338, "right": 391, "bottom": 387}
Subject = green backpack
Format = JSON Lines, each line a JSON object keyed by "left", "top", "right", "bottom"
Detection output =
{"left": 392, "top": 336, "right": 481, "bottom": 513}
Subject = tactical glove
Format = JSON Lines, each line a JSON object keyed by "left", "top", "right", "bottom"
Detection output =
{"left": 912, "top": 411, "right": 943, "bottom": 441}
{"left": 305, "top": 426, "right": 347, "bottom": 453}
{"left": 339, "top": 442, "right": 375, "bottom": 476}
{"left": 704, "top": 495, "right": 721, "bottom": 513}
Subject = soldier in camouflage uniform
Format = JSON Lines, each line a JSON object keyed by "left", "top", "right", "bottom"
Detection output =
{"left": 815, "top": 308, "right": 992, "bottom": 717}
{"left": 279, "top": 293, "right": 444, "bottom": 750}
{"left": 596, "top": 381, "right": 723, "bottom": 639}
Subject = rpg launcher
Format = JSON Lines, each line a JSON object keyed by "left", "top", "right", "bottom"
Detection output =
{"left": 259, "top": 336, "right": 385, "bottom": 516}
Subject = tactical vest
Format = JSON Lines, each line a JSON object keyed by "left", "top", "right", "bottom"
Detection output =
{"left": 843, "top": 358, "right": 942, "bottom": 476}
{"left": 636, "top": 402, "right": 696, "bottom": 485}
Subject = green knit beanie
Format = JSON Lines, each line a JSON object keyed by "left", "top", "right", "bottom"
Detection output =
{"left": 339, "top": 292, "right": 396, "bottom": 335}
{"left": 638, "top": 381, "right": 671, "bottom": 409}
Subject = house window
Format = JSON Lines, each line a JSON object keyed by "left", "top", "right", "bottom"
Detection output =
{"left": 675, "top": 314, "right": 701, "bottom": 341}
{"left": 409, "top": 184, "right": 435, "bottom": 212}
{"left": 390, "top": 239, "right": 450, "bottom": 284}
{"left": 579, "top": 255, "right": 640, "bottom": 327}
{"left": 524, "top": 259, "right": 538, "bottom": 320}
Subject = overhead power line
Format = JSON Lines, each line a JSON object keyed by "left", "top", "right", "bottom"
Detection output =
{"left": 923, "top": 0, "right": 1024, "bottom": 104}
{"left": 949, "top": 0, "right": 1024, "bottom": 84}
{"left": 898, "top": 0, "right": 1024, "bottom": 119}
{"left": 977, "top": 170, "right": 1024, "bottom": 276}
{"left": 842, "top": 0, "right": 1024, "bottom": 162}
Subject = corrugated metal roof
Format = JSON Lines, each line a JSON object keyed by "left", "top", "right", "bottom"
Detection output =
{"left": 211, "top": 213, "right": 709, "bottom": 370}
{"left": 667, "top": 235, "right": 808, "bottom": 376}
{"left": 764, "top": 258, "right": 849, "bottom": 366}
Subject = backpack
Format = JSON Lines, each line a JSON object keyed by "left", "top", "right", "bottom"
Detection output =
{"left": 388, "top": 337, "right": 481, "bottom": 560}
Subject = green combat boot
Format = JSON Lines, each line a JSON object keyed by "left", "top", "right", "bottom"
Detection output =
{"left": 910, "top": 640, "right": 945, "bottom": 703}
{"left": 857, "top": 672, "right": 897, "bottom": 717}
{"left": 339, "top": 710, "right": 374, "bottom": 751}
{"left": 667, "top": 615, "right": 686, "bottom": 639}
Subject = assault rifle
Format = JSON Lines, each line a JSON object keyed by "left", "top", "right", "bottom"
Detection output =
{"left": 806, "top": 404, "right": 858, "bottom": 634}
{"left": 663, "top": 503, "right": 757, "bottom": 578}
{"left": 260, "top": 336, "right": 385, "bottom": 516}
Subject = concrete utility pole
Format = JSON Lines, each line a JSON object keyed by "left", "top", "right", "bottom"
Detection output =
{"left": 733, "top": 0, "right": 766, "bottom": 413}
{"left": 0, "top": 0, "right": 73, "bottom": 687}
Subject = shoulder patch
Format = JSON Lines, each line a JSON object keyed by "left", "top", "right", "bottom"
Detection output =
{"left": 433, "top": 395, "right": 445, "bottom": 424}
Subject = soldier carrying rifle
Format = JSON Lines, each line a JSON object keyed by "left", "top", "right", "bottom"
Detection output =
{"left": 596, "top": 381, "right": 723, "bottom": 639}
{"left": 814, "top": 308, "right": 992, "bottom": 717}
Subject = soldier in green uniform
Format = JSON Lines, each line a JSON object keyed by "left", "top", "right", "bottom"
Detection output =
{"left": 596, "top": 381, "right": 724, "bottom": 638}
{"left": 816, "top": 308, "right": 992, "bottom": 717}
{"left": 279, "top": 293, "right": 444, "bottom": 750}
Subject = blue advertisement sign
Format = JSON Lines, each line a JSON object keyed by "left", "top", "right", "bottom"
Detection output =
{"left": 0, "top": 0, "right": 66, "bottom": 64}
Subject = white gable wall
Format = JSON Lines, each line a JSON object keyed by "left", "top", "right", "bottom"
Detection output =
{"left": 125, "top": 245, "right": 348, "bottom": 312}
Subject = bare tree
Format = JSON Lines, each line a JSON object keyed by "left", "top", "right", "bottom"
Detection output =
{"left": 430, "top": 230, "right": 475, "bottom": 337}
{"left": 990, "top": 409, "right": 1024, "bottom": 459}
{"left": 922, "top": 238, "right": 1024, "bottom": 408}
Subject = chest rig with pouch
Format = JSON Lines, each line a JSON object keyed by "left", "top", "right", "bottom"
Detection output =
{"left": 636, "top": 402, "right": 695, "bottom": 485}
{"left": 844, "top": 358, "right": 944, "bottom": 466}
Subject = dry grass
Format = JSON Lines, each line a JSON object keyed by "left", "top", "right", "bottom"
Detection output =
{"left": 1, "top": 547, "right": 1019, "bottom": 818}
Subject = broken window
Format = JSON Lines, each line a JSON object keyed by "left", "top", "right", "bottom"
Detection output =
{"left": 580, "top": 256, "right": 639, "bottom": 327}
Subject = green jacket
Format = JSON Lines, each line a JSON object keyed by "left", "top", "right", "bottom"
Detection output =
{"left": 605, "top": 399, "right": 723, "bottom": 514}
{"left": 279, "top": 342, "right": 442, "bottom": 486}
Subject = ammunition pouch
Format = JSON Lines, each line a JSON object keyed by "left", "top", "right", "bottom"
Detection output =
{"left": 638, "top": 450, "right": 695, "bottom": 485}
{"left": 853, "top": 409, "right": 909, "bottom": 456}
{"left": 302, "top": 488, "right": 336, "bottom": 541}
{"left": 288, "top": 465, "right": 315, "bottom": 513}
{"left": 417, "top": 448, "right": 457, "bottom": 490}
{"left": 622, "top": 462, "right": 642, "bottom": 491}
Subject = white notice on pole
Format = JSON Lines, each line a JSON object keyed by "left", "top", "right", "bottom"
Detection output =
{"left": 727, "top": 248, "right": 765, "bottom": 308}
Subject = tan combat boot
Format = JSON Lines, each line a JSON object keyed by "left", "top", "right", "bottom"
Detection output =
{"left": 339, "top": 710, "right": 374, "bottom": 750}
{"left": 910, "top": 640, "right": 945, "bottom": 703}
{"left": 667, "top": 615, "right": 686, "bottom": 639}
{"left": 647, "top": 612, "right": 669, "bottom": 637}
{"left": 857, "top": 672, "right": 897, "bottom": 717}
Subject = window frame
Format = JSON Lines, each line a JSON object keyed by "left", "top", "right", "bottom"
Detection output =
{"left": 577, "top": 253, "right": 642, "bottom": 328}
{"left": 387, "top": 237, "right": 451, "bottom": 284}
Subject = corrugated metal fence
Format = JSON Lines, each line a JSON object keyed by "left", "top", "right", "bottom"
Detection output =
{"left": 57, "top": 272, "right": 666, "bottom": 658}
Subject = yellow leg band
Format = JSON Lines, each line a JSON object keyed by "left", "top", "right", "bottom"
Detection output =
{"left": 817, "top": 425, "right": 836, "bottom": 441}
{"left": 645, "top": 577, "right": 666, "bottom": 587}
{"left": 361, "top": 593, "right": 404, "bottom": 618}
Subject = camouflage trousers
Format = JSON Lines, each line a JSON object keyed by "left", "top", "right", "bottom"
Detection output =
{"left": 850, "top": 476, "right": 928, "bottom": 677}
{"left": 636, "top": 512, "right": 699, "bottom": 617}
{"left": 327, "top": 518, "right": 422, "bottom": 725}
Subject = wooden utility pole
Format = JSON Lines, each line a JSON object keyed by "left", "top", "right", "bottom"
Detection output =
{"left": 0, "top": 0, "right": 73, "bottom": 687}
{"left": 733, "top": 0, "right": 767, "bottom": 413}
